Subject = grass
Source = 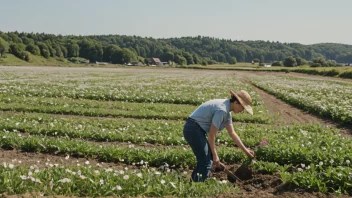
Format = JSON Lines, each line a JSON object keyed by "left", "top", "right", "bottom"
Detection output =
{"left": 0, "top": 53, "right": 119, "bottom": 67}
{"left": 188, "top": 63, "right": 352, "bottom": 72}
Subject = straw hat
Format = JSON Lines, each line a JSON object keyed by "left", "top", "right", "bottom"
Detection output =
{"left": 230, "top": 90, "right": 253, "bottom": 115}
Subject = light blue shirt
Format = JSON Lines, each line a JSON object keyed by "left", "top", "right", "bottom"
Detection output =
{"left": 189, "top": 99, "right": 232, "bottom": 133}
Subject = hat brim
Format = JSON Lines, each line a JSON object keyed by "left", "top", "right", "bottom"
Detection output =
{"left": 230, "top": 90, "right": 253, "bottom": 115}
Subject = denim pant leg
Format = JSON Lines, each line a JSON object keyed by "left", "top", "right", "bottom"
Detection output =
{"left": 183, "top": 120, "right": 212, "bottom": 182}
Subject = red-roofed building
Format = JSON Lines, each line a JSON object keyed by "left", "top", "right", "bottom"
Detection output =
{"left": 149, "top": 58, "right": 162, "bottom": 66}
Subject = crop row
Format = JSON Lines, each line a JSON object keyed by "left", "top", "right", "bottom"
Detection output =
{"left": 251, "top": 75, "right": 352, "bottom": 124}
{"left": 0, "top": 95, "right": 271, "bottom": 123}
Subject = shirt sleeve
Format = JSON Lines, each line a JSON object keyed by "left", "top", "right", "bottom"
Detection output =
{"left": 226, "top": 112, "right": 232, "bottom": 125}
{"left": 212, "top": 110, "right": 227, "bottom": 130}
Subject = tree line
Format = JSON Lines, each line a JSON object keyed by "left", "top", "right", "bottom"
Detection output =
{"left": 1, "top": 31, "right": 352, "bottom": 66}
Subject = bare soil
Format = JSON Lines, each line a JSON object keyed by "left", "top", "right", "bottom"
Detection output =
{"left": 212, "top": 164, "right": 351, "bottom": 198}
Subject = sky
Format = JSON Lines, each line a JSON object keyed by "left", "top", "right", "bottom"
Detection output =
{"left": 1, "top": 0, "right": 352, "bottom": 45}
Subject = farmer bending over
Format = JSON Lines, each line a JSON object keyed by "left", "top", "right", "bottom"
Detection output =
{"left": 183, "top": 90, "right": 255, "bottom": 182}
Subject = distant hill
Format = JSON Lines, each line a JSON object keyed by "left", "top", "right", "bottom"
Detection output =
{"left": 1, "top": 31, "right": 352, "bottom": 65}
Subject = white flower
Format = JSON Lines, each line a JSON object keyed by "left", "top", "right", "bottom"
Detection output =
{"left": 346, "top": 160, "right": 350, "bottom": 165}
{"left": 300, "top": 129, "right": 307, "bottom": 136}
{"left": 80, "top": 175, "right": 86, "bottom": 180}
{"left": 155, "top": 171, "right": 161, "bottom": 175}
{"left": 113, "top": 185, "right": 122, "bottom": 191}
{"left": 94, "top": 170, "right": 100, "bottom": 175}
{"left": 297, "top": 168, "right": 303, "bottom": 172}
{"left": 58, "top": 178, "right": 71, "bottom": 183}
{"left": 20, "top": 175, "right": 28, "bottom": 180}
{"left": 8, "top": 164, "right": 14, "bottom": 169}
{"left": 161, "top": 179, "right": 166, "bottom": 184}
{"left": 220, "top": 180, "right": 227, "bottom": 184}
{"left": 123, "top": 175, "right": 129, "bottom": 180}
{"left": 31, "top": 177, "right": 42, "bottom": 183}
{"left": 136, "top": 173, "right": 143, "bottom": 178}
{"left": 301, "top": 164, "right": 305, "bottom": 168}
{"left": 337, "top": 173, "right": 342, "bottom": 177}
{"left": 85, "top": 161, "right": 90, "bottom": 165}
{"left": 319, "top": 161, "right": 323, "bottom": 166}
{"left": 65, "top": 155, "right": 70, "bottom": 160}
{"left": 100, "top": 179, "right": 104, "bottom": 185}
{"left": 330, "top": 159, "right": 334, "bottom": 164}
{"left": 119, "top": 170, "right": 124, "bottom": 175}
{"left": 105, "top": 168, "right": 113, "bottom": 172}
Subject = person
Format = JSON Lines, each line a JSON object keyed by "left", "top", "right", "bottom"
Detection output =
{"left": 183, "top": 90, "right": 255, "bottom": 182}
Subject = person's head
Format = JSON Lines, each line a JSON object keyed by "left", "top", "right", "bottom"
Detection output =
{"left": 229, "top": 90, "right": 253, "bottom": 115}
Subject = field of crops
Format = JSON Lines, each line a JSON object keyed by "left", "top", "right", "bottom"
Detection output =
{"left": 0, "top": 66, "right": 351, "bottom": 197}
{"left": 251, "top": 75, "right": 352, "bottom": 124}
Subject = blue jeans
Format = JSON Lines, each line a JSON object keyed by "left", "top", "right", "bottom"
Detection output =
{"left": 183, "top": 118, "right": 212, "bottom": 182}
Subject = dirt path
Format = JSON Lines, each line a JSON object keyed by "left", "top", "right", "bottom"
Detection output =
{"left": 234, "top": 71, "right": 352, "bottom": 136}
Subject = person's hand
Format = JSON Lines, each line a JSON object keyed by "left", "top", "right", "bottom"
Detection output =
{"left": 245, "top": 148, "right": 255, "bottom": 158}
{"left": 213, "top": 155, "right": 221, "bottom": 167}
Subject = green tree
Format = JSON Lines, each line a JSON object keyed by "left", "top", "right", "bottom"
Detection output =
{"left": 144, "top": 58, "right": 149, "bottom": 66}
{"left": 160, "top": 51, "right": 174, "bottom": 62}
{"left": 182, "top": 52, "right": 194, "bottom": 65}
{"left": 37, "top": 42, "right": 50, "bottom": 58}
{"left": 111, "top": 48, "right": 137, "bottom": 64}
{"left": 260, "top": 55, "right": 265, "bottom": 63}
{"left": 284, "top": 56, "right": 297, "bottom": 67}
{"left": 0, "top": 37, "right": 9, "bottom": 57}
{"left": 229, "top": 57, "right": 237, "bottom": 64}
{"left": 54, "top": 44, "right": 63, "bottom": 57}
{"left": 9, "top": 43, "right": 26, "bottom": 57}
{"left": 295, "top": 57, "right": 307, "bottom": 66}
{"left": 21, "top": 51, "right": 31, "bottom": 62}
{"left": 103, "top": 44, "right": 121, "bottom": 62}
{"left": 174, "top": 54, "right": 187, "bottom": 65}
{"left": 25, "top": 44, "right": 41, "bottom": 56}
{"left": 313, "top": 57, "right": 328, "bottom": 66}
{"left": 201, "top": 60, "right": 208, "bottom": 66}
{"left": 271, "top": 61, "right": 283, "bottom": 66}
{"left": 7, "top": 32, "right": 22, "bottom": 43}
{"left": 22, "top": 37, "right": 35, "bottom": 45}
{"left": 79, "top": 39, "right": 103, "bottom": 62}
{"left": 66, "top": 40, "right": 80, "bottom": 57}
{"left": 192, "top": 54, "right": 201, "bottom": 64}
{"left": 61, "top": 45, "right": 68, "bottom": 57}
{"left": 121, "top": 48, "right": 137, "bottom": 63}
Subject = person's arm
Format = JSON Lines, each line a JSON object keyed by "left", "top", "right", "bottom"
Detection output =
{"left": 225, "top": 124, "right": 254, "bottom": 158}
{"left": 208, "top": 124, "right": 220, "bottom": 167}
